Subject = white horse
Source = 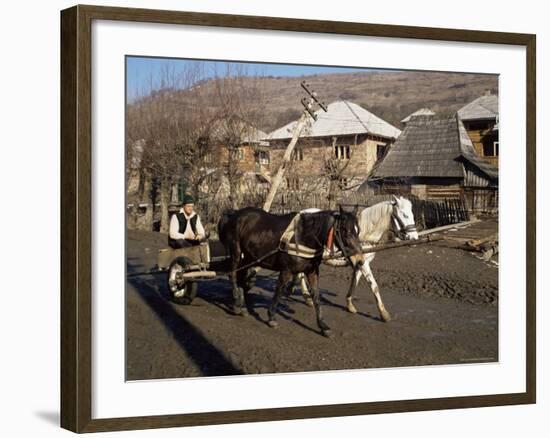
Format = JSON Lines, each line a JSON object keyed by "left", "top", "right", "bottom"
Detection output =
{"left": 294, "top": 196, "right": 418, "bottom": 322}
{"left": 345, "top": 195, "right": 418, "bottom": 321}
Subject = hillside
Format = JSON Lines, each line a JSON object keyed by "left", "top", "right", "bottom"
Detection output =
{"left": 132, "top": 70, "right": 498, "bottom": 134}
{"left": 255, "top": 70, "right": 498, "bottom": 132}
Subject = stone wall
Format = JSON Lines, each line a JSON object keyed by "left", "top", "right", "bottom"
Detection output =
{"left": 268, "top": 134, "right": 392, "bottom": 190}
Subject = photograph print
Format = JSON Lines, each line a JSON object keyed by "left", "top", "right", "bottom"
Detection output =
{"left": 125, "top": 57, "right": 499, "bottom": 380}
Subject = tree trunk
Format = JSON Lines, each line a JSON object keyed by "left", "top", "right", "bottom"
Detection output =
{"left": 128, "top": 203, "right": 138, "bottom": 230}
{"left": 160, "top": 178, "right": 171, "bottom": 233}
{"left": 227, "top": 151, "right": 239, "bottom": 209}
{"left": 327, "top": 180, "right": 336, "bottom": 210}
{"left": 142, "top": 174, "right": 154, "bottom": 231}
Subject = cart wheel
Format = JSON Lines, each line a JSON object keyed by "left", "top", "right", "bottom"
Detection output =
{"left": 167, "top": 257, "right": 198, "bottom": 305}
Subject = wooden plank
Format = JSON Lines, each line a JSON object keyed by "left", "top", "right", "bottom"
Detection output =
{"left": 324, "top": 235, "right": 444, "bottom": 266}
{"left": 417, "top": 219, "right": 480, "bottom": 236}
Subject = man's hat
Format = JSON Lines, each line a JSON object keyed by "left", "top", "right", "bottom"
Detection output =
{"left": 182, "top": 194, "right": 195, "bottom": 205}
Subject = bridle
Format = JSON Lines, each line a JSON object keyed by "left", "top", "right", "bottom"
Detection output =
{"left": 390, "top": 203, "right": 417, "bottom": 240}
{"left": 331, "top": 214, "right": 357, "bottom": 264}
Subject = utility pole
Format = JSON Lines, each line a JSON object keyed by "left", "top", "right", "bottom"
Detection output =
{"left": 262, "top": 81, "right": 327, "bottom": 212}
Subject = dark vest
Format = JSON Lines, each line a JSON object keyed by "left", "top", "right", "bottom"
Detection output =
{"left": 176, "top": 212, "right": 198, "bottom": 236}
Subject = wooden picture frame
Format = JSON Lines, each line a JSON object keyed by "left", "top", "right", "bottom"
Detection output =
{"left": 60, "top": 4, "right": 536, "bottom": 433}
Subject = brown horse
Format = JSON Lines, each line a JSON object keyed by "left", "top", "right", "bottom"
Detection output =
{"left": 218, "top": 207, "right": 365, "bottom": 337}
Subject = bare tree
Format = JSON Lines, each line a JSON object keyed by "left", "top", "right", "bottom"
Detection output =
{"left": 126, "top": 61, "right": 268, "bottom": 231}
{"left": 127, "top": 62, "right": 217, "bottom": 231}
{"left": 210, "top": 64, "right": 267, "bottom": 209}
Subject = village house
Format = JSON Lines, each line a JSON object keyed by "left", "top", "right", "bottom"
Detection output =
{"left": 197, "top": 119, "right": 271, "bottom": 199}
{"left": 458, "top": 93, "right": 499, "bottom": 167}
{"left": 263, "top": 100, "right": 401, "bottom": 193}
{"left": 213, "top": 120, "right": 270, "bottom": 175}
{"left": 126, "top": 120, "right": 270, "bottom": 231}
{"left": 365, "top": 113, "right": 498, "bottom": 214}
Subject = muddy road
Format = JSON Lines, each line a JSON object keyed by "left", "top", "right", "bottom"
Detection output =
{"left": 126, "top": 228, "right": 498, "bottom": 380}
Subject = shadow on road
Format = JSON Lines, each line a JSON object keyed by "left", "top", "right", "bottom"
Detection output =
{"left": 192, "top": 273, "right": 322, "bottom": 336}
{"left": 126, "top": 258, "right": 243, "bottom": 377}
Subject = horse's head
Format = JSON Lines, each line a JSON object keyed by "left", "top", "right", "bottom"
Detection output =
{"left": 390, "top": 195, "right": 419, "bottom": 240}
{"left": 332, "top": 206, "right": 365, "bottom": 267}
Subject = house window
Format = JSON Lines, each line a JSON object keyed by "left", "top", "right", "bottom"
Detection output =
{"left": 257, "top": 150, "right": 270, "bottom": 165}
{"left": 203, "top": 172, "right": 215, "bottom": 188}
{"left": 466, "top": 120, "right": 491, "bottom": 131}
{"left": 232, "top": 148, "right": 245, "bottom": 161}
{"left": 376, "top": 144, "right": 387, "bottom": 161}
{"left": 483, "top": 140, "right": 499, "bottom": 157}
{"left": 286, "top": 177, "right": 300, "bottom": 190}
{"left": 338, "top": 177, "right": 348, "bottom": 189}
{"left": 334, "top": 144, "right": 351, "bottom": 160}
{"left": 292, "top": 148, "right": 304, "bottom": 161}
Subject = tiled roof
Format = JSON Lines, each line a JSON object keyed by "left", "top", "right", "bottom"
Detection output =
{"left": 266, "top": 100, "right": 401, "bottom": 141}
{"left": 401, "top": 108, "right": 435, "bottom": 123}
{"left": 373, "top": 113, "right": 498, "bottom": 180}
{"left": 458, "top": 94, "right": 498, "bottom": 121}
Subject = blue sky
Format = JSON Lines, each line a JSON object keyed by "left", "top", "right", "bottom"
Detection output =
{"left": 126, "top": 56, "right": 382, "bottom": 101}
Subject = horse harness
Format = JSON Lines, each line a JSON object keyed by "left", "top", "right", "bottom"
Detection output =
{"left": 224, "top": 213, "right": 333, "bottom": 275}
{"left": 228, "top": 203, "right": 415, "bottom": 275}
{"left": 279, "top": 212, "right": 349, "bottom": 260}
{"left": 390, "top": 203, "right": 417, "bottom": 239}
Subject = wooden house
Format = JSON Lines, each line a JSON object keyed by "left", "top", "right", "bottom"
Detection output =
{"left": 201, "top": 119, "right": 271, "bottom": 199}
{"left": 126, "top": 120, "right": 270, "bottom": 231}
{"left": 458, "top": 93, "right": 499, "bottom": 167}
{"left": 366, "top": 113, "right": 498, "bottom": 214}
{"left": 264, "top": 100, "right": 401, "bottom": 192}
{"left": 209, "top": 118, "right": 270, "bottom": 175}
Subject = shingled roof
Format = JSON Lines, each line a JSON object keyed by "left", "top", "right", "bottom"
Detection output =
{"left": 458, "top": 94, "right": 498, "bottom": 121}
{"left": 265, "top": 100, "right": 401, "bottom": 141}
{"left": 401, "top": 108, "right": 435, "bottom": 123}
{"left": 372, "top": 113, "right": 498, "bottom": 180}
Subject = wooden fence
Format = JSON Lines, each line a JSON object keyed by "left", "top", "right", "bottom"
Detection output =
{"left": 194, "top": 190, "right": 469, "bottom": 232}
{"left": 411, "top": 198, "right": 469, "bottom": 230}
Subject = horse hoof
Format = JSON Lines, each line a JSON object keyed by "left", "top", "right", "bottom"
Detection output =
{"left": 380, "top": 310, "right": 392, "bottom": 322}
{"left": 305, "top": 298, "right": 314, "bottom": 307}
{"left": 240, "top": 308, "right": 249, "bottom": 317}
{"left": 347, "top": 304, "right": 358, "bottom": 314}
{"left": 322, "top": 329, "right": 334, "bottom": 338}
{"left": 267, "top": 320, "right": 279, "bottom": 328}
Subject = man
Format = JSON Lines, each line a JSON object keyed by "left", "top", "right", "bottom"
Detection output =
{"left": 168, "top": 194, "right": 206, "bottom": 248}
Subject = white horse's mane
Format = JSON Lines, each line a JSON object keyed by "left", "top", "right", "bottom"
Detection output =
{"left": 300, "top": 199, "right": 412, "bottom": 244}
{"left": 358, "top": 197, "right": 414, "bottom": 244}
{"left": 358, "top": 201, "right": 394, "bottom": 244}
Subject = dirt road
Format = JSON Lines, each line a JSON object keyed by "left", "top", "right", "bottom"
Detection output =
{"left": 126, "top": 226, "right": 498, "bottom": 380}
